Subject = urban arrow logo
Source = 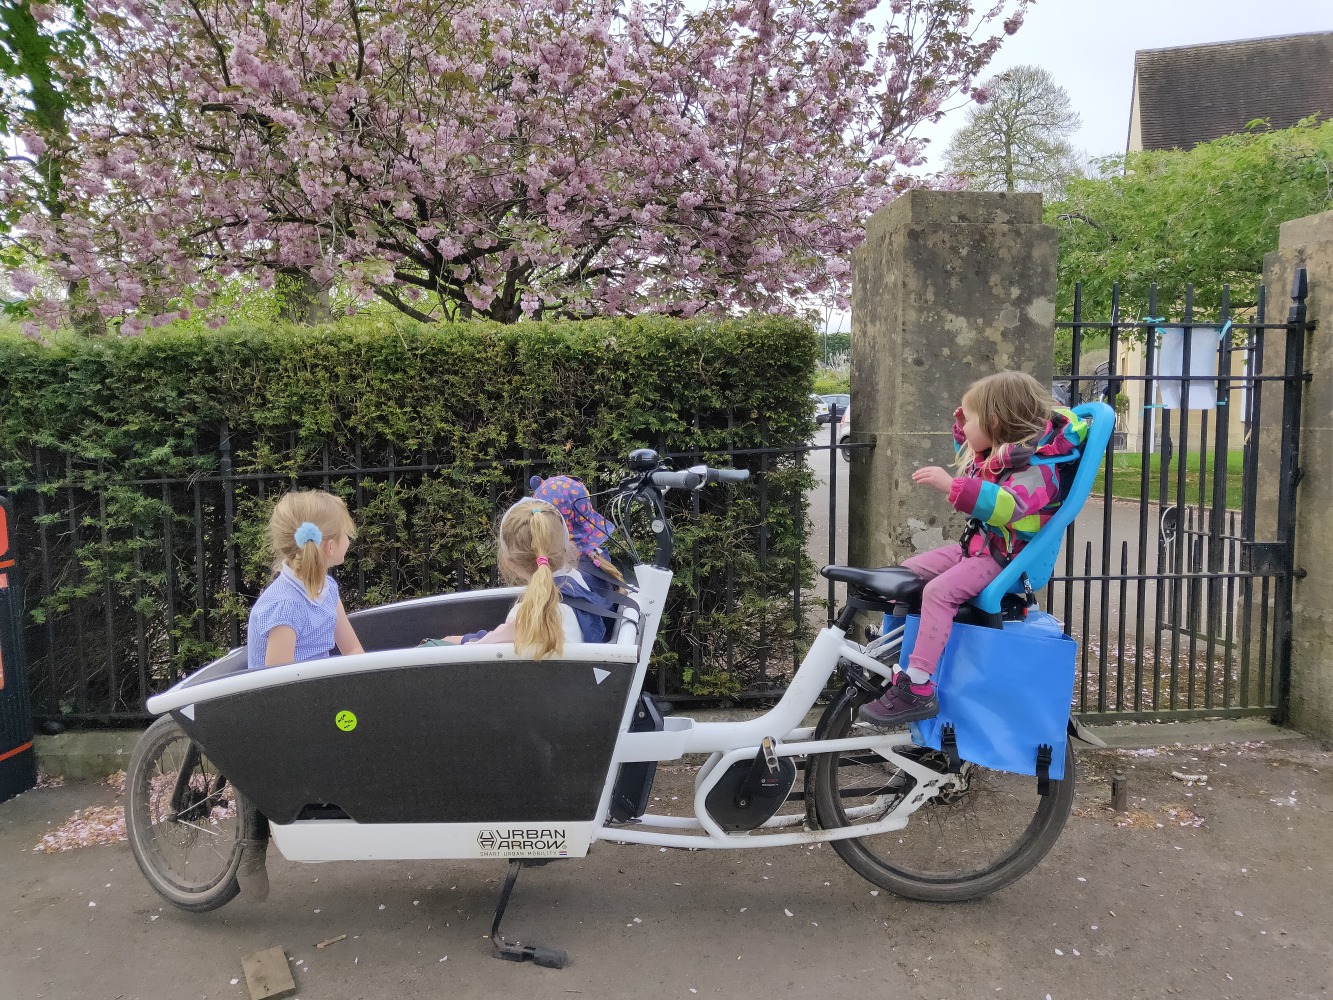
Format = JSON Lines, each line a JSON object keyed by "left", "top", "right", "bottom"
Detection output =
{"left": 475, "top": 828, "right": 568, "bottom": 854}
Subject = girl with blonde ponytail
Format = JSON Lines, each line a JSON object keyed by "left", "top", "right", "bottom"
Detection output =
{"left": 496, "top": 499, "right": 583, "bottom": 660}
{"left": 246, "top": 491, "right": 365, "bottom": 669}
{"left": 431, "top": 499, "right": 585, "bottom": 659}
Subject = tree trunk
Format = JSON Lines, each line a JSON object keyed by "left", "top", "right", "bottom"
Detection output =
{"left": 276, "top": 267, "right": 332, "bottom": 324}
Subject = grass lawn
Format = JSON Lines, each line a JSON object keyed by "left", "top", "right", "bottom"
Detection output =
{"left": 1092, "top": 448, "right": 1245, "bottom": 510}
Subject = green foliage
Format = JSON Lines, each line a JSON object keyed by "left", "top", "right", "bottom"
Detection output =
{"left": 0, "top": 314, "right": 819, "bottom": 714}
{"left": 815, "top": 332, "right": 850, "bottom": 366}
{"left": 1047, "top": 118, "right": 1333, "bottom": 321}
{"left": 0, "top": 1, "right": 97, "bottom": 241}
{"left": 812, "top": 370, "right": 850, "bottom": 394}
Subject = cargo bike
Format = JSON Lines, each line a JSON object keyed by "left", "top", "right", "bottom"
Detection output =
{"left": 126, "top": 402, "right": 1113, "bottom": 967}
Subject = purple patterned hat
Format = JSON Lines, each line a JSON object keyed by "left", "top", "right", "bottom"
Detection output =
{"left": 528, "top": 475, "right": 614, "bottom": 560}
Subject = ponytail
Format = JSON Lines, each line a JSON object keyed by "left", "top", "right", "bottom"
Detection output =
{"left": 267, "top": 492, "right": 357, "bottom": 600}
{"left": 289, "top": 525, "right": 329, "bottom": 601}
{"left": 499, "top": 499, "right": 576, "bottom": 660}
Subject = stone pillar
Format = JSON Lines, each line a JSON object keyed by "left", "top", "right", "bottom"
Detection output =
{"left": 848, "top": 190, "right": 1058, "bottom": 568}
{"left": 1262, "top": 210, "right": 1333, "bottom": 738}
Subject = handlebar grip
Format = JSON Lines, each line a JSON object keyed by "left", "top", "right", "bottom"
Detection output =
{"left": 649, "top": 469, "right": 704, "bottom": 490}
{"left": 708, "top": 468, "right": 750, "bottom": 484}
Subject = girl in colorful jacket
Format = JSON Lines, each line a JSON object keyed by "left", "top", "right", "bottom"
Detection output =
{"left": 860, "top": 370, "right": 1089, "bottom": 728}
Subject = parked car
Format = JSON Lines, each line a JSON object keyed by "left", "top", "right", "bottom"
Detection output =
{"left": 810, "top": 394, "right": 829, "bottom": 423}
{"left": 837, "top": 404, "right": 852, "bottom": 461}
{"left": 817, "top": 393, "right": 850, "bottom": 425}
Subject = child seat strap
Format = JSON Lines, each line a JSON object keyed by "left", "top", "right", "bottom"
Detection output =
{"left": 579, "top": 561, "right": 638, "bottom": 596}
{"left": 561, "top": 593, "right": 641, "bottom": 623}
{"left": 1035, "top": 744, "right": 1053, "bottom": 796}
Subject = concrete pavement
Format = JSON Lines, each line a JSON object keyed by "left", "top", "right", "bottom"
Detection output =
{"left": 3, "top": 725, "right": 1329, "bottom": 1000}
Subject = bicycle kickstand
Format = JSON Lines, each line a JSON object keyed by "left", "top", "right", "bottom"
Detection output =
{"left": 490, "top": 859, "right": 569, "bottom": 969}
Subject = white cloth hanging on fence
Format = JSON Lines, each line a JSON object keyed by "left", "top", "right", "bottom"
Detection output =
{"left": 1155, "top": 325, "right": 1221, "bottom": 410}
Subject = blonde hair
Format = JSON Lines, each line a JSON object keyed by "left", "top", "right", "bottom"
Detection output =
{"left": 267, "top": 490, "right": 358, "bottom": 600}
{"left": 956, "top": 370, "right": 1054, "bottom": 473}
{"left": 498, "top": 498, "right": 577, "bottom": 661}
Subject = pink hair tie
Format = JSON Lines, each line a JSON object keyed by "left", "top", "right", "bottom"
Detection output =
{"left": 535, "top": 556, "right": 551, "bottom": 567}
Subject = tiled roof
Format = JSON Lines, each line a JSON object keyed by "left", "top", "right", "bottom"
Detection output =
{"left": 1132, "top": 32, "right": 1333, "bottom": 151}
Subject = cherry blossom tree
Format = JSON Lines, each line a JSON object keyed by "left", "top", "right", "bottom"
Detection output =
{"left": 1, "top": 1, "right": 103, "bottom": 326}
{"left": 8, "top": 0, "right": 1027, "bottom": 330}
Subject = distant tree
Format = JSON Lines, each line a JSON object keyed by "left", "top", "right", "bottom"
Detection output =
{"left": 944, "top": 64, "right": 1081, "bottom": 201}
{"left": 1047, "top": 118, "right": 1333, "bottom": 319}
{"left": 5, "top": 0, "right": 1031, "bottom": 332}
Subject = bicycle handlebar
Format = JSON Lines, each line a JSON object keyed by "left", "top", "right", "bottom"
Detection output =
{"left": 648, "top": 469, "right": 704, "bottom": 491}
{"left": 614, "top": 454, "right": 750, "bottom": 568}
{"left": 648, "top": 465, "right": 751, "bottom": 491}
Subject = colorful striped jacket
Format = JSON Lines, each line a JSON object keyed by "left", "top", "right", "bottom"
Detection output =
{"left": 946, "top": 407, "right": 1090, "bottom": 561}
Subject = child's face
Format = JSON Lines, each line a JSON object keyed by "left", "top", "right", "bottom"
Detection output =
{"left": 961, "top": 406, "right": 994, "bottom": 453}
{"left": 322, "top": 533, "right": 350, "bottom": 568}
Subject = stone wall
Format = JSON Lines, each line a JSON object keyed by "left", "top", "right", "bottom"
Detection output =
{"left": 1262, "top": 210, "right": 1333, "bottom": 738}
{"left": 848, "top": 190, "right": 1057, "bottom": 568}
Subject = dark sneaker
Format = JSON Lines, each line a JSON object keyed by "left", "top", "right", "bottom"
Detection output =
{"left": 858, "top": 673, "right": 939, "bottom": 728}
{"left": 236, "top": 838, "right": 270, "bottom": 902}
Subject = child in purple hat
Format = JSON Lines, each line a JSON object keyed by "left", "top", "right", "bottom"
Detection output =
{"left": 528, "top": 474, "right": 627, "bottom": 641}
{"left": 422, "top": 475, "right": 628, "bottom": 648}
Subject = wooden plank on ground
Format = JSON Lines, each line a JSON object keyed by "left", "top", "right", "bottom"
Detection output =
{"left": 241, "top": 947, "right": 297, "bottom": 1000}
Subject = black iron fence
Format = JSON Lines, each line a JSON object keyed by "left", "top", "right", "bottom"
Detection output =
{"left": 5, "top": 422, "right": 842, "bottom": 723}
{"left": 1045, "top": 271, "right": 1311, "bottom": 723}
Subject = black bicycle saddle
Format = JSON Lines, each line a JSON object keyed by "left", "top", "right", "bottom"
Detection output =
{"left": 819, "top": 565, "right": 923, "bottom": 602}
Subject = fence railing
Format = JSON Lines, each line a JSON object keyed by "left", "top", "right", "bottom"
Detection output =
{"left": 6, "top": 420, "right": 846, "bottom": 723}
{"left": 1046, "top": 274, "right": 1308, "bottom": 722}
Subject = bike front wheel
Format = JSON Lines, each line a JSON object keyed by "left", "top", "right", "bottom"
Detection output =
{"left": 809, "top": 685, "right": 1075, "bottom": 902}
{"left": 126, "top": 715, "right": 249, "bottom": 912}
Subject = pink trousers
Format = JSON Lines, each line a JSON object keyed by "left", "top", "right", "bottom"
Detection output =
{"left": 901, "top": 543, "right": 1005, "bottom": 676}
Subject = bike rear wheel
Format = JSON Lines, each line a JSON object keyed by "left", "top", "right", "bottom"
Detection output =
{"left": 810, "top": 685, "right": 1075, "bottom": 902}
{"left": 126, "top": 715, "right": 248, "bottom": 912}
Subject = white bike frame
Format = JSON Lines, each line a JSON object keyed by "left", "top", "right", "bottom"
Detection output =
{"left": 592, "top": 563, "right": 947, "bottom": 850}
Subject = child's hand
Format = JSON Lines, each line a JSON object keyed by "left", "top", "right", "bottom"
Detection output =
{"left": 953, "top": 406, "right": 965, "bottom": 426}
{"left": 912, "top": 465, "right": 954, "bottom": 494}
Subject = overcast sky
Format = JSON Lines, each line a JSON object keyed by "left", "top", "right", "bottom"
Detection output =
{"left": 916, "top": 0, "right": 1332, "bottom": 163}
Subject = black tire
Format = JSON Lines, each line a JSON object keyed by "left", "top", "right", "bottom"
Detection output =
{"left": 839, "top": 435, "right": 852, "bottom": 462}
{"left": 809, "top": 684, "right": 1075, "bottom": 902}
{"left": 126, "top": 715, "right": 248, "bottom": 912}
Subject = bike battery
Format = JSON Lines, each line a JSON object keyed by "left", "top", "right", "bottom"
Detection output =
{"left": 608, "top": 693, "right": 664, "bottom": 822}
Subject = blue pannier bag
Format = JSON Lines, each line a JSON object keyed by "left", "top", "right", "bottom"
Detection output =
{"left": 905, "top": 608, "right": 1078, "bottom": 780}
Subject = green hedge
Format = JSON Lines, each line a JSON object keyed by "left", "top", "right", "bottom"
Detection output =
{"left": 0, "top": 315, "right": 818, "bottom": 717}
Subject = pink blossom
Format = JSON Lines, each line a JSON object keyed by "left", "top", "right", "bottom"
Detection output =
{"left": 18, "top": 0, "right": 1026, "bottom": 328}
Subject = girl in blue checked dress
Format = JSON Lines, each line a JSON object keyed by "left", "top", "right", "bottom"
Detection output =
{"left": 246, "top": 491, "right": 365, "bottom": 669}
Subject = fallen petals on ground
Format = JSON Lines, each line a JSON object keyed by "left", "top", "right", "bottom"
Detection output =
{"left": 32, "top": 772, "right": 128, "bottom": 853}
{"left": 33, "top": 804, "right": 127, "bottom": 853}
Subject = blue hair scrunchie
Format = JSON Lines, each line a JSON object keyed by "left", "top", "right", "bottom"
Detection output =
{"left": 294, "top": 521, "right": 323, "bottom": 547}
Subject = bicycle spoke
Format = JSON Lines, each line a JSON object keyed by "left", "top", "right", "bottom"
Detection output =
{"left": 812, "top": 687, "right": 1074, "bottom": 901}
{"left": 128, "top": 719, "right": 245, "bottom": 901}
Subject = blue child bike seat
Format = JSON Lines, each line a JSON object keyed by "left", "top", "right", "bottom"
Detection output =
{"left": 970, "top": 400, "right": 1115, "bottom": 614}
